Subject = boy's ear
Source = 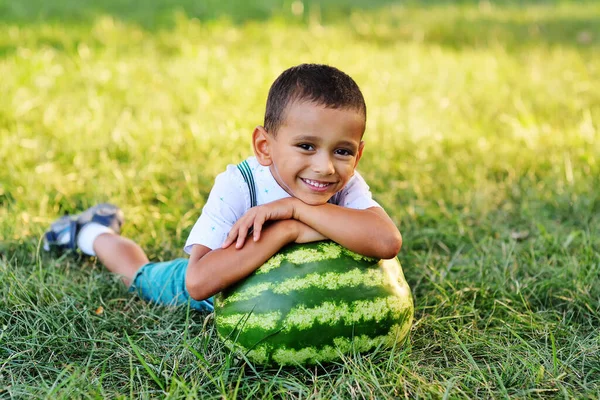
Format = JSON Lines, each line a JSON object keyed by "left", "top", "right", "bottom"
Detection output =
{"left": 252, "top": 126, "right": 273, "bottom": 166}
{"left": 354, "top": 141, "right": 365, "bottom": 168}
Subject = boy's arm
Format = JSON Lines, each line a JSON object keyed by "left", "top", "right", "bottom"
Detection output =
{"left": 185, "top": 219, "right": 325, "bottom": 301}
{"left": 222, "top": 198, "right": 402, "bottom": 259}
{"left": 293, "top": 201, "right": 402, "bottom": 259}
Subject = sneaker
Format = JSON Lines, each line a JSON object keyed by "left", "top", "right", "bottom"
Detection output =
{"left": 43, "top": 203, "right": 124, "bottom": 252}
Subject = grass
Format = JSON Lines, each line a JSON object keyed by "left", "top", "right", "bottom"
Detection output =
{"left": 1, "top": 0, "right": 599, "bottom": 398}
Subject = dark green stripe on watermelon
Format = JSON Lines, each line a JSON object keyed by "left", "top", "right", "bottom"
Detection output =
{"left": 223, "top": 309, "right": 412, "bottom": 352}
{"left": 220, "top": 252, "right": 380, "bottom": 299}
{"left": 215, "top": 241, "right": 414, "bottom": 366}
{"left": 217, "top": 283, "right": 396, "bottom": 316}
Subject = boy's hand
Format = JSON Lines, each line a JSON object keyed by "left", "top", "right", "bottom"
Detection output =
{"left": 294, "top": 221, "right": 327, "bottom": 244}
{"left": 222, "top": 198, "right": 298, "bottom": 249}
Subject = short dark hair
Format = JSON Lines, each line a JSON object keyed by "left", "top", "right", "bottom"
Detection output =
{"left": 264, "top": 64, "right": 367, "bottom": 135}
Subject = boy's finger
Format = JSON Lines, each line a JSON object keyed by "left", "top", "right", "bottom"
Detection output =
{"left": 235, "top": 225, "right": 249, "bottom": 249}
{"left": 221, "top": 234, "right": 234, "bottom": 248}
{"left": 222, "top": 236, "right": 235, "bottom": 248}
{"left": 253, "top": 216, "right": 264, "bottom": 241}
{"left": 236, "top": 235, "right": 246, "bottom": 249}
{"left": 222, "top": 224, "right": 242, "bottom": 248}
{"left": 253, "top": 225, "right": 261, "bottom": 241}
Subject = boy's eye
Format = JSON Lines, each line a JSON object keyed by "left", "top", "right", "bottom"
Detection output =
{"left": 297, "top": 143, "right": 314, "bottom": 151}
{"left": 335, "top": 148, "right": 354, "bottom": 157}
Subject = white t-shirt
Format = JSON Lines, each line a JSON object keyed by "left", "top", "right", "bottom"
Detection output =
{"left": 184, "top": 156, "right": 380, "bottom": 253}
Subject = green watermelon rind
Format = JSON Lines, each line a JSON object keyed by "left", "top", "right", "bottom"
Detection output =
{"left": 215, "top": 241, "right": 414, "bottom": 366}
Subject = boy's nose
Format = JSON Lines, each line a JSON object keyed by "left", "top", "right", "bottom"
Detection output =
{"left": 313, "top": 154, "right": 335, "bottom": 175}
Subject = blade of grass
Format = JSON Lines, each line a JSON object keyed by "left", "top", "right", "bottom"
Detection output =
{"left": 125, "top": 333, "right": 165, "bottom": 392}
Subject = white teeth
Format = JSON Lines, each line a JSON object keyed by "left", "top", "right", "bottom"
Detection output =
{"left": 303, "top": 179, "right": 329, "bottom": 188}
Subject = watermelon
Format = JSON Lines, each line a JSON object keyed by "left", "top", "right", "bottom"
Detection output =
{"left": 215, "top": 241, "right": 414, "bottom": 366}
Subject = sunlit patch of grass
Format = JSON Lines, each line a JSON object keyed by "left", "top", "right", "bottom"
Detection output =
{"left": 1, "top": 0, "right": 599, "bottom": 398}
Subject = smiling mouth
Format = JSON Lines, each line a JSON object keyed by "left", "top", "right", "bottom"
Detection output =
{"left": 301, "top": 178, "right": 334, "bottom": 190}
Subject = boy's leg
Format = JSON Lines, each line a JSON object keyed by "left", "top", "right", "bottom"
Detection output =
{"left": 128, "top": 257, "right": 214, "bottom": 311}
{"left": 44, "top": 203, "right": 213, "bottom": 311}
{"left": 44, "top": 203, "right": 147, "bottom": 285}
{"left": 93, "top": 233, "right": 148, "bottom": 286}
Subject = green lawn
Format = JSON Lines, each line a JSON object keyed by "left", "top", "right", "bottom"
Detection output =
{"left": 1, "top": 0, "right": 599, "bottom": 398}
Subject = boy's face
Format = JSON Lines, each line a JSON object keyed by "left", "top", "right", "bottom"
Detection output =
{"left": 255, "top": 101, "right": 365, "bottom": 205}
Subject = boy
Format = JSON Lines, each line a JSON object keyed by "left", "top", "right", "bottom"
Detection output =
{"left": 44, "top": 64, "right": 402, "bottom": 312}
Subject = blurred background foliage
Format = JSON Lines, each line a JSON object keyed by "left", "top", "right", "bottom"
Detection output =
{"left": 0, "top": 1, "right": 599, "bottom": 397}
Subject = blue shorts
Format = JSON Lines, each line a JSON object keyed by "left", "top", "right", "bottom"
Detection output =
{"left": 128, "top": 258, "right": 214, "bottom": 312}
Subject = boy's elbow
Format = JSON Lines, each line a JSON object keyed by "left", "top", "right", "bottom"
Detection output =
{"left": 185, "top": 264, "right": 218, "bottom": 301}
{"left": 186, "top": 274, "right": 207, "bottom": 301}
{"left": 380, "top": 231, "right": 402, "bottom": 259}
